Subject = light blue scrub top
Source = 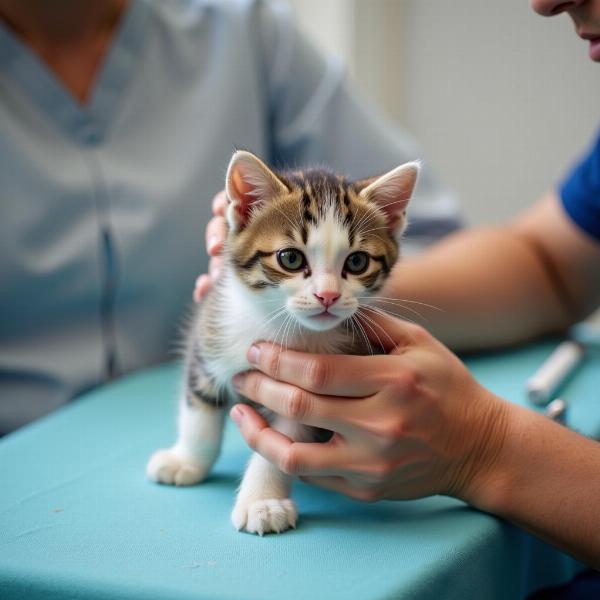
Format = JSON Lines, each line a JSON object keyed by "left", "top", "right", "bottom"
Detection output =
{"left": 0, "top": 0, "right": 460, "bottom": 434}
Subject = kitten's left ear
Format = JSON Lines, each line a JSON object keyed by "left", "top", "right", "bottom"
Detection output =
{"left": 358, "top": 161, "right": 421, "bottom": 236}
{"left": 225, "top": 150, "right": 289, "bottom": 232}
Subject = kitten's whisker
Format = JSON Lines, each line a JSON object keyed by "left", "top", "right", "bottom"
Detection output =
{"left": 281, "top": 311, "right": 294, "bottom": 352}
{"left": 360, "top": 303, "right": 418, "bottom": 324}
{"left": 259, "top": 306, "right": 288, "bottom": 332}
{"left": 350, "top": 314, "right": 374, "bottom": 356}
{"left": 348, "top": 315, "right": 364, "bottom": 353}
{"left": 348, "top": 206, "right": 377, "bottom": 243}
{"left": 276, "top": 314, "right": 295, "bottom": 376}
{"left": 269, "top": 311, "right": 291, "bottom": 359}
{"left": 359, "top": 305, "right": 422, "bottom": 345}
{"left": 359, "top": 297, "right": 443, "bottom": 324}
{"left": 356, "top": 307, "right": 395, "bottom": 351}
{"left": 355, "top": 313, "right": 387, "bottom": 354}
{"left": 259, "top": 303, "right": 288, "bottom": 322}
{"left": 360, "top": 298, "right": 426, "bottom": 322}
{"left": 353, "top": 196, "right": 411, "bottom": 240}
{"left": 351, "top": 205, "right": 381, "bottom": 238}
{"left": 355, "top": 226, "right": 391, "bottom": 236}
{"left": 289, "top": 318, "right": 301, "bottom": 354}
{"left": 359, "top": 296, "right": 443, "bottom": 312}
{"left": 345, "top": 315, "right": 356, "bottom": 346}
{"left": 261, "top": 304, "right": 287, "bottom": 318}
{"left": 347, "top": 201, "right": 369, "bottom": 241}
{"left": 362, "top": 232, "right": 387, "bottom": 245}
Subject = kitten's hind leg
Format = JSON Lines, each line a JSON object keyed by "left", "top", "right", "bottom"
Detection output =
{"left": 147, "top": 384, "right": 226, "bottom": 487}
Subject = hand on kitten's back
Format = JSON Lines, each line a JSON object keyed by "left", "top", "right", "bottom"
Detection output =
{"left": 193, "top": 190, "right": 228, "bottom": 303}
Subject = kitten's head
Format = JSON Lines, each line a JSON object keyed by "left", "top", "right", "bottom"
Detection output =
{"left": 224, "top": 150, "right": 419, "bottom": 332}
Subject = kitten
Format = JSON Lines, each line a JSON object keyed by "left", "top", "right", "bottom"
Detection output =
{"left": 146, "top": 150, "right": 419, "bottom": 535}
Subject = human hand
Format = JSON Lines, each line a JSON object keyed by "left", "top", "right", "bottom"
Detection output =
{"left": 230, "top": 311, "right": 509, "bottom": 504}
{"left": 193, "top": 190, "right": 228, "bottom": 303}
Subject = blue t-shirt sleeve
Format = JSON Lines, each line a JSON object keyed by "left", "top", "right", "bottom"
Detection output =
{"left": 559, "top": 129, "right": 600, "bottom": 241}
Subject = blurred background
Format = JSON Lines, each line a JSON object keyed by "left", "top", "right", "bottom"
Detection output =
{"left": 285, "top": 0, "right": 600, "bottom": 226}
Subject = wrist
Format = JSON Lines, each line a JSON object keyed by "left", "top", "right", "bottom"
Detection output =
{"left": 457, "top": 399, "right": 563, "bottom": 516}
{"left": 448, "top": 388, "right": 514, "bottom": 511}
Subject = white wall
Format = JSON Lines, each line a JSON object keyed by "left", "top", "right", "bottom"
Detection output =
{"left": 287, "top": 0, "right": 355, "bottom": 73}
{"left": 286, "top": 0, "right": 600, "bottom": 226}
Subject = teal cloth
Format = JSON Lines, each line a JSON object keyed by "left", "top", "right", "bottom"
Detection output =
{"left": 1, "top": 340, "right": 597, "bottom": 600}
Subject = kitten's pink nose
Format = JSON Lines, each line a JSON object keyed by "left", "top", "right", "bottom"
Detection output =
{"left": 314, "top": 291, "right": 340, "bottom": 308}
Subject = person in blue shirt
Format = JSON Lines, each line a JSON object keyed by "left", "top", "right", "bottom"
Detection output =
{"left": 201, "top": 0, "right": 600, "bottom": 571}
{"left": 0, "top": 0, "right": 459, "bottom": 435}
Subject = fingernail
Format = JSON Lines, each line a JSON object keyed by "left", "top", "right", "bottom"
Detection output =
{"left": 230, "top": 406, "right": 244, "bottom": 426}
{"left": 208, "top": 236, "right": 220, "bottom": 253}
{"left": 247, "top": 345, "right": 260, "bottom": 365}
{"left": 232, "top": 373, "right": 245, "bottom": 390}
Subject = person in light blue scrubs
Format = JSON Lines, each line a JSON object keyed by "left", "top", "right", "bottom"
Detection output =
{"left": 0, "top": 0, "right": 460, "bottom": 434}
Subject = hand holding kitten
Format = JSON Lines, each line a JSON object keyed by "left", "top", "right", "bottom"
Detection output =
{"left": 193, "top": 190, "right": 228, "bottom": 303}
{"left": 230, "top": 309, "right": 510, "bottom": 507}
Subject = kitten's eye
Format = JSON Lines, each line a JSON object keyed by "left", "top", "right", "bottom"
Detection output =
{"left": 277, "top": 248, "right": 307, "bottom": 272}
{"left": 344, "top": 251, "right": 369, "bottom": 275}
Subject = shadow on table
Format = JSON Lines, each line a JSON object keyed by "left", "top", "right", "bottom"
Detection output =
{"left": 293, "top": 481, "right": 477, "bottom": 534}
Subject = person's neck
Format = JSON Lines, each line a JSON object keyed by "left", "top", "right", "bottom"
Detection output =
{"left": 0, "top": 0, "right": 130, "bottom": 104}
{"left": 0, "top": 0, "right": 129, "bottom": 47}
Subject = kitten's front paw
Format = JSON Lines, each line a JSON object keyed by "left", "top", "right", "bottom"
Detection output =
{"left": 146, "top": 448, "right": 210, "bottom": 486}
{"left": 231, "top": 499, "right": 298, "bottom": 535}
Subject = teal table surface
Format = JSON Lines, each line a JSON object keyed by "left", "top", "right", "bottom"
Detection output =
{"left": 1, "top": 340, "right": 599, "bottom": 600}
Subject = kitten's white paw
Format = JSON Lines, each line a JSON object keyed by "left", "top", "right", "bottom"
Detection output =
{"left": 146, "top": 448, "right": 210, "bottom": 486}
{"left": 231, "top": 498, "right": 298, "bottom": 535}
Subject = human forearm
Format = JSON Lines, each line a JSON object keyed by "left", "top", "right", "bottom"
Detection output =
{"left": 385, "top": 226, "right": 573, "bottom": 350}
{"left": 386, "top": 194, "right": 600, "bottom": 351}
{"left": 464, "top": 402, "right": 600, "bottom": 569}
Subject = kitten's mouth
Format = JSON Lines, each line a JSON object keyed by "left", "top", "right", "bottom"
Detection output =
{"left": 301, "top": 311, "right": 341, "bottom": 332}
{"left": 312, "top": 310, "right": 338, "bottom": 321}
{"left": 298, "top": 308, "right": 351, "bottom": 331}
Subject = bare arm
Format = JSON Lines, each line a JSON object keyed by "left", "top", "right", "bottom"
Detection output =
{"left": 469, "top": 401, "right": 600, "bottom": 569}
{"left": 386, "top": 192, "right": 600, "bottom": 350}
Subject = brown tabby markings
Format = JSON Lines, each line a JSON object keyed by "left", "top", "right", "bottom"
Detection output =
{"left": 229, "top": 168, "right": 398, "bottom": 293}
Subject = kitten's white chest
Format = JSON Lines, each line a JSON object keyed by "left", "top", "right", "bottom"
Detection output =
{"left": 199, "top": 271, "right": 350, "bottom": 391}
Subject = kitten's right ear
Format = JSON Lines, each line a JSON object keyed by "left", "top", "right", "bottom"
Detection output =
{"left": 225, "top": 150, "right": 289, "bottom": 232}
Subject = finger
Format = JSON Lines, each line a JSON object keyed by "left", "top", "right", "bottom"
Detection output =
{"left": 356, "top": 308, "right": 429, "bottom": 353}
{"left": 205, "top": 216, "right": 227, "bottom": 256}
{"left": 230, "top": 404, "right": 351, "bottom": 476}
{"left": 212, "top": 190, "right": 228, "bottom": 216}
{"left": 193, "top": 274, "right": 212, "bottom": 303}
{"left": 299, "top": 476, "right": 379, "bottom": 502}
{"left": 233, "top": 371, "right": 359, "bottom": 431}
{"left": 246, "top": 343, "right": 392, "bottom": 397}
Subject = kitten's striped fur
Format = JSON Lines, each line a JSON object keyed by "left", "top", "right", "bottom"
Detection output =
{"left": 147, "top": 151, "right": 419, "bottom": 535}
{"left": 229, "top": 168, "right": 399, "bottom": 293}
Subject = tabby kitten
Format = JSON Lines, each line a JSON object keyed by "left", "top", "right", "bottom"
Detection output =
{"left": 147, "top": 150, "right": 419, "bottom": 535}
